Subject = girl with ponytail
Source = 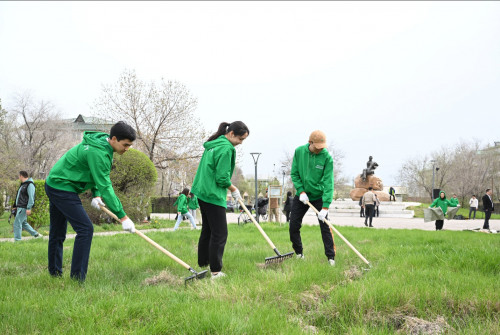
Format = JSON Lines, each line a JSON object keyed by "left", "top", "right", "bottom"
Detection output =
{"left": 191, "top": 121, "right": 250, "bottom": 279}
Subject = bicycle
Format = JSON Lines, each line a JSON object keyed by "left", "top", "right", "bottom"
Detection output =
{"left": 238, "top": 204, "right": 254, "bottom": 225}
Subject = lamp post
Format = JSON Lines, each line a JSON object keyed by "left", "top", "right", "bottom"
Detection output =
{"left": 251, "top": 153, "right": 261, "bottom": 222}
{"left": 431, "top": 160, "right": 436, "bottom": 200}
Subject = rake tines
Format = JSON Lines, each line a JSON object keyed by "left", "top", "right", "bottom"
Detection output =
{"left": 264, "top": 249, "right": 294, "bottom": 265}
{"left": 184, "top": 268, "right": 209, "bottom": 285}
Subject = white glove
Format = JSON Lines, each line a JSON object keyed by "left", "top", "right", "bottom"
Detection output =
{"left": 318, "top": 209, "right": 328, "bottom": 222}
{"left": 231, "top": 189, "right": 241, "bottom": 202}
{"left": 91, "top": 197, "right": 105, "bottom": 210}
{"left": 299, "top": 192, "right": 309, "bottom": 204}
{"left": 121, "top": 218, "right": 136, "bottom": 233}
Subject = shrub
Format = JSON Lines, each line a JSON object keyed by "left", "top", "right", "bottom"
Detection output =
{"left": 30, "top": 180, "right": 50, "bottom": 229}
{"left": 80, "top": 149, "right": 157, "bottom": 224}
{"left": 151, "top": 196, "right": 179, "bottom": 213}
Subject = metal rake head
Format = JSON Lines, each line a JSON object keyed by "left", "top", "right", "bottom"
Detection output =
{"left": 264, "top": 251, "right": 294, "bottom": 265}
{"left": 184, "top": 269, "right": 208, "bottom": 285}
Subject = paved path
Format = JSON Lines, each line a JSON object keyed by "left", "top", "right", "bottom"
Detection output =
{"left": 3, "top": 212, "right": 498, "bottom": 242}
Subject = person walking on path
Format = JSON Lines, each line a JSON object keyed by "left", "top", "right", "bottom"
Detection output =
{"left": 482, "top": 189, "right": 494, "bottom": 230}
{"left": 362, "top": 187, "right": 376, "bottom": 227}
{"left": 374, "top": 193, "right": 381, "bottom": 217}
{"left": 268, "top": 190, "right": 280, "bottom": 223}
{"left": 188, "top": 192, "right": 200, "bottom": 225}
{"left": 469, "top": 195, "right": 478, "bottom": 220}
{"left": 289, "top": 130, "right": 336, "bottom": 266}
{"left": 389, "top": 186, "right": 396, "bottom": 202}
{"left": 359, "top": 197, "right": 365, "bottom": 217}
{"left": 45, "top": 121, "right": 137, "bottom": 282}
{"left": 173, "top": 188, "right": 197, "bottom": 231}
{"left": 13, "top": 171, "right": 41, "bottom": 241}
{"left": 191, "top": 121, "right": 249, "bottom": 279}
{"left": 429, "top": 191, "right": 455, "bottom": 230}
{"left": 283, "top": 191, "right": 293, "bottom": 222}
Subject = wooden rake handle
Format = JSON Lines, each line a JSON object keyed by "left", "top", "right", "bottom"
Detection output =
{"left": 306, "top": 201, "right": 370, "bottom": 266}
{"left": 237, "top": 198, "right": 277, "bottom": 250}
{"left": 99, "top": 205, "right": 191, "bottom": 271}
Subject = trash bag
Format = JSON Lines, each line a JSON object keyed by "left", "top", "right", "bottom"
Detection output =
{"left": 424, "top": 207, "right": 444, "bottom": 222}
{"left": 447, "top": 206, "right": 460, "bottom": 220}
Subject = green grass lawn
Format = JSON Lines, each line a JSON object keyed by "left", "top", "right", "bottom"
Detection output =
{"left": 1, "top": 220, "right": 499, "bottom": 334}
{"left": 408, "top": 203, "right": 500, "bottom": 220}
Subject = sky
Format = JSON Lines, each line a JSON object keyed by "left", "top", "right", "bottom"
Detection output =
{"left": 1, "top": 1, "right": 499, "bottom": 186}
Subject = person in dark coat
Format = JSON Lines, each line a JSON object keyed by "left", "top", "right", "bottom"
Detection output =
{"left": 482, "top": 188, "right": 494, "bottom": 230}
{"left": 359, "top": 197, "right": 364, "bottom": 217}
{"left": 283, "top": 191, "right": 293, "bottom": 222}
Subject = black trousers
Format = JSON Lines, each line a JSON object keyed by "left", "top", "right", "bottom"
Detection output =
{"left": 389, "top": 194, "right": 396, "bottom": 201}
{"left": 469, "top": 207, "right": 476, "bottom": 220}
{"left": 289, "top": 196, "right": 335, "bottom": 260}
{"left": 198, "top": 199, "right": 228, "bottom": 272}
{"left": 285, "top": 210, "right": 291, "bottom": 222}
{"left": 435, "top": 220, "right": 444, "bottom": 230}
{"left": 483, "top": 210, "right": 492, "bottom": 229}
{"left": 360, "top": 207, "right": 365, "bottom": 217}
{"left": 45, "top": 183, "right": 94, "bottom": 281}
{"left": 364, "top": 204, "right": 375, "bottom": 226}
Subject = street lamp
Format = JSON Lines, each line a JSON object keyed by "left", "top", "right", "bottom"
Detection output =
{"left": 251, "top": 153, "right": 261, "bottom": 222}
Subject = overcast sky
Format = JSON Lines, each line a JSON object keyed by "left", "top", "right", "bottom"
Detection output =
{"left": 1, "top": 1, "right": 499, "bottom": 186}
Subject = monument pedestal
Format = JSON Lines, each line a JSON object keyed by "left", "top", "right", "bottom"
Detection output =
{"left": 350, "top": 174, "right": 390, "bottom": 201}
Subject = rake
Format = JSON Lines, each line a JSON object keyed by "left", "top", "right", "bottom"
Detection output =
{"left": 237, "top": 198, "right": 294, "bottom": 265}
{"left": 99, "top": 205, "right": 207, "bottom": 284}
{"left": 306, "top": 201, "right": 371, "bottom": 267}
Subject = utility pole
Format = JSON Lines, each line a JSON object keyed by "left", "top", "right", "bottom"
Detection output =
{"left": 251, "top": 153, "right": 261, "bottom": 222}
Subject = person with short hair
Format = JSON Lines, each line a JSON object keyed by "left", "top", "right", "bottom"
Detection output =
{"left": 289, "top": 130, "right": 336, "bottom": 266}
{"left": 283, "top": 191, "right": 293, "bottom": 222}
{"left": 191, "top": 121, "right": 249, "bottom": 279}
{"left": 482, "top": 189, "right": 494, "bottom": 230}
{"left": 468, "top": 195, "right": 478, "bottom": 220}
{"left": 449, "top": 194, "right": 459, "bottom": 207}
{"left": 13, "top": 171, "right": 41, "bottom": 241}
{"left": 45, "top": 121, "right": 137, "bottom": 282}
{"left": 362, "top": 187, "right": 376, "bottom": 227}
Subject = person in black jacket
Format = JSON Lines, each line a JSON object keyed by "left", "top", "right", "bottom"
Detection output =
{"left": 482, "top": 188, "right": 494, "bottom": 230}
{"left": 359, "top": 198, "right": 364, "bottom": 217}
{"left": 283, "top": 191, "right": 293, "bottom": 222}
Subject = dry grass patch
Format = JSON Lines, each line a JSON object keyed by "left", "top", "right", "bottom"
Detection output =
{"left": 142, "top": 270, "right": 183, "bottom": 286}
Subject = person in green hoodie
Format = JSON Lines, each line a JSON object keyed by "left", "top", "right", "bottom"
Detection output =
{"left": 173, "top": 188, "right": 197, "bottom": 230}
{"left": 13, "top": 170, "right": 41, "bottom": 241}
{"left": 191, "top": 121, "right": 249, "bottom": 279}
{"left": 45, "top": 121, "right": 136, "bottom": 281}
{"left": 290, "top": 130, "right": 336, "bottom": 266}
{"left": 188, "top": 192, "right": 200, "bottom": 225}
{"left": 449, "top": 194, "right": 459, "bottom": 207}
{"left": 429, "top": 191, "right": 454, "bottom": 230}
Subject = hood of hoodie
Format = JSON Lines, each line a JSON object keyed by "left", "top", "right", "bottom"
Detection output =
{"left": 81, "top": 131, "right": 111, "bottom": 150}
{"left": 203, "top": 135, "right": 233, "bottom": 150}
{"left": 439, "top": 191, "right": 447, "bottom": 199}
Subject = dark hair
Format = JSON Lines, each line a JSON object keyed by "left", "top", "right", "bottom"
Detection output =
{"left": 368, "top": 187, "right": 373, "bottom": 191}
{"left": 207, "top": 121, "right": 249, "bottom": 142}
{"left": 472, "top": 195, "right": 476, "bottom": 197}
{"left": 19, "top": 171, "right": 28, "bottom": 178}
{"left": 110, "top": 121, "right": 136, "bottom": 142}
{"left": 181, "top": 188, "right": 190, "bottom": 196}
{"left": 287, "top": 191, "right": 292, "bottom": 197}
{"left": 486, "top": 188, "right": 491, "bottom": 193}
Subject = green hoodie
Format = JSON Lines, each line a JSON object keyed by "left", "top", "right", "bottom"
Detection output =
{"left": 449, "top": 197, "right": 459, "bottom": 207}
{"left": 291, "top": 144, "right": 334, "bottom": 208}
{"left": 188, "top": 195, "right": 199, "bottom": 210}
{"left": 191, "top": 135, "right": 235, "bottom": 208}
{"left": 46, "top": 131, "right": 126, "bottom": 219}
{"left": 174, "top": 194, "right": 189, "bottom": 214}
{"left": 430, "top": 191, "right": 455, "bottom": 215}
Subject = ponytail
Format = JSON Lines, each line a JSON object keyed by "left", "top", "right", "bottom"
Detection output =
{"left": 207, "top": 121, "right": 250, "bottom": 142}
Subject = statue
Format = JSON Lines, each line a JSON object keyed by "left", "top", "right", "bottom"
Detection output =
{"left": 361, "top": 156, "right": 378, "bottom": 181}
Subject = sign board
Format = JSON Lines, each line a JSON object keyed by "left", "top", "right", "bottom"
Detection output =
{"left": 268, "top": 185, "right": 282, "bottom": 198}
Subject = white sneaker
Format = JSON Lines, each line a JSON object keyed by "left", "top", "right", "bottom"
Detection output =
{"left": 328, "top": 259, "right": 335, "bottom": 266}
{"left": 211, "top": 272, "right": 226, "bottom": 280}
{"left": 296, "top": 253, "right": 305, "bottom": 259}
{"left": 34, "top": 233, "right": 43, "bottom": 239}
